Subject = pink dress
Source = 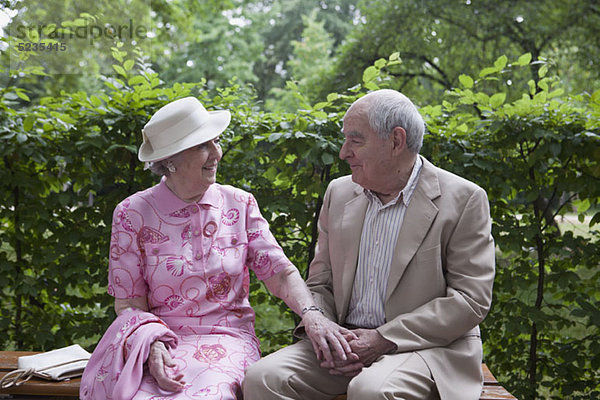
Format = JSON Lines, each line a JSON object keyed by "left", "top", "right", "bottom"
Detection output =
{"left": 108, "top": 178, "right": 292, "bottom": 399}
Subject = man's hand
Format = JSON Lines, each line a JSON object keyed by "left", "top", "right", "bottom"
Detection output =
{"left": 320, "top": 328, "right": 396, "bottom": 376}
{"left": 147, "top": 341, "right": 185, "bottom": 392}
{"left": 302, "top": 311, "right": 358, "bottom": 363}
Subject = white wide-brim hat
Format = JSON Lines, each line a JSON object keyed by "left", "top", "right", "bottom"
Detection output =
{"left": 138, "top": 97, "right": 231, "bottom": 162}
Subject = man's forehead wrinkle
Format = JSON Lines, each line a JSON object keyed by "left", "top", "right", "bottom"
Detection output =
{"left": 342, "top": 130, "right": 365, "bottom": 139}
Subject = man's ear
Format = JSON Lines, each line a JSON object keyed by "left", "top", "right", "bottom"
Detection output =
{"left": 391, "top": 126, "right": 407, "bottom": 153}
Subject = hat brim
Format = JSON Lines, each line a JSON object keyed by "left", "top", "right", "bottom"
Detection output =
{"left": 138, "top": 110, "right": 231, "bottom": 162}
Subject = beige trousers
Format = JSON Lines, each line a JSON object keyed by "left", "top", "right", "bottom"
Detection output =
{"left": 243, "top": 339, "right": 440, "bottom": 400}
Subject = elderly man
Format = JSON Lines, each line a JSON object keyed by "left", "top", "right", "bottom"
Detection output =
{"left": 243, "top": 89, "right": 495, "bottom": 400}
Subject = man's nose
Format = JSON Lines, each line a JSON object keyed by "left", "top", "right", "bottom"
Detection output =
{"left": 339, "top": 141, "right": 350, "bottom": 160}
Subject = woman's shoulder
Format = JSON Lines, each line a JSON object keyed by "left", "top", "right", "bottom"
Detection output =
{"left": 113, "top": 184, "right": 158, "bottom": 213}
{"left": 213, "top": 183, "right": 252, "bottom": 198}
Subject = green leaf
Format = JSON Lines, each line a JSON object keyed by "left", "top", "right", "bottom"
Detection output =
{"left": 321, "top": 153, "right": 334, "bottom": 165}
{"left": 490, "top": 93, "right": 506, "bottom": 108}
{"left": 459, "top": 74, "right": 474, "bottom": 89}
{"left": 528, "top": 80, "right": 537, "bottom": 95}
{"left": 548, "top": 88, "right": 564, "bottom": 98}
{"left": 16, "top": 91, "right": 30, "bottom": 102}
{"left": 23, "top": 116, "right": 35, "bottom": 131}
{"left": 494, "top": 55, "right": 508, "bottom": 70}
{"left": 389, "top": 52, "right": 400, "bottom": 61}
{"left": 363, "top": 66, "right": 378, "bottom": 83}
{"left": 90, "top": 95, "right": 102, "bottom": 107}
{"left": 128, "top": 76, "right": 146, "bottom": 86}
{"left": 112, "top": 65, "right": 126, "bottom": 76}
{"left": 479, "top": 67, "right": 498, "bottom": 78}
{"left": 123, "top": 60, "right": 134, "bottom": 71}
{"left": 516, "top": 53, "right": 532, "bottom": 66}
{"left": 374, "top": 58, "right": 387, "bottom": 68}
{"left": 538, "top": 63, "right": 549, "bottom": 78}
{"left": 326, "top": 93, "right": 339, "bottom": 102}
{"left": 313, "top": 111, "right": 327, "bottom": 119}
{"left": 456, "top": 123, "right": 468, "bottom": 133}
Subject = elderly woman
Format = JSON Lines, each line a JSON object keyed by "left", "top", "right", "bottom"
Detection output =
{"left": 80, "top": 97, "right": 354, "bottom": 400}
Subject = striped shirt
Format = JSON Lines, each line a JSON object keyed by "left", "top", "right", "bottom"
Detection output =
{"left": 345, "top": 156, "right": 423, "bottom": 328}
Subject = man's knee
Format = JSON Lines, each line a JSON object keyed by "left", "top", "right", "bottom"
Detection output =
{"left": 346, "top": 353, "right": 438, "bottom": 400}
{"left": 347, "top": 373, "right": 384, "bottom": 400}
{"left": 243, "top": 357, "right": 281, "bottom": 395}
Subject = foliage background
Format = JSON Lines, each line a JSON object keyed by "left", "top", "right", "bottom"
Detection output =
{"left": 1, "top": 1, "right": 599, "bottom": 399}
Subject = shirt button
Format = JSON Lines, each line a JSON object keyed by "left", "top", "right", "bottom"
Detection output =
{"left": 231, "top": 238, "right": 238, "bottom": 245}
{"left": 194, "top": 230, "right": 201, "bottom": 236}
{"left": 191, "top": 206, "right": 199, "bottom": 214}
{"left": 152, "top": 248, "right": 159, "bottom": 255}
{"left": 195, "top": 252, "right": 202, "bottom": 260}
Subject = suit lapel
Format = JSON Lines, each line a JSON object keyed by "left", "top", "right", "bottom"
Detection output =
{"left": 385, "top": 158, "right": 441, "bottom": 301}
{"left": 337, "top": 185, "right": 368, "bottom": 318}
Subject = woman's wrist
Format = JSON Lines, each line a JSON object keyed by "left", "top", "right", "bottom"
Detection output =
{"left": 301, "top": 305, "right": 324, "bottom": 316}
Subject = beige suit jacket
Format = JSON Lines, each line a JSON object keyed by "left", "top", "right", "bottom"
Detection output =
{"left": 303, "top": 156, "right": 496, "bottom": 400}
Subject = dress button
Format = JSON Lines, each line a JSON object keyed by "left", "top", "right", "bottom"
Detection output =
{"left": 231, "top": 238, "right": 238, "bottom": 245}
{"left": 191, "top": 206, "right": 199, "bottom": 214}
{"left": 194, "top": 230, "right": 201, "bottom": 237}
{"left": 195, "top": 252, "right": 202, "bottom": 260}
{"left": 152, "top": 248, "right": 159, "bottom": 255}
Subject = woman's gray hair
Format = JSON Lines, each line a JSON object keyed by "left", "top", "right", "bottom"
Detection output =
{"left": 361, "top": 89, "right": 425, "bottom": 153}
{"left": 146, "top": 156, "right": 177, "bottom": 177}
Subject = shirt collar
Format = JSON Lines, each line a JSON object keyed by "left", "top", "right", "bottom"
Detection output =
{"left": 151, "top": 176, "right": 222, "bottom": 215}
{"left": 363, "top": 155, "right": 423, "bottom": 209}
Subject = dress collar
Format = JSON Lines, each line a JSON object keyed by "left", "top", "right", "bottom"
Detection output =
{"left": 150, "top": 176, "right": 222, "bottom": 215}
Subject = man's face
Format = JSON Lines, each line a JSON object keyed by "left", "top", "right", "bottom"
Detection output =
{"left": 339, "top": 105, "right": 395, "bottom": 193}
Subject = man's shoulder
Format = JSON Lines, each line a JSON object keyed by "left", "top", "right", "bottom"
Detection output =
{"left": 328, "top": 175, "right": 361, "bottom": 195}
{"left": 422, "top": 158, "right": 484, "bottom": 193}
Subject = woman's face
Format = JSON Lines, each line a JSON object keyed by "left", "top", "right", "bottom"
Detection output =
{"left": 170, "top": 137, "right": 223, "bottom": 193}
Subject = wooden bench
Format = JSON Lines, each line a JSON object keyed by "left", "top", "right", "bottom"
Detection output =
{"left": 1, "top": 351, "right": 515, "bottom": 399}
{"left": 333, "top": 364, "right": 516, "bottom": 400}
{"left": 0, "top": 351, "right": 80, "bottom": 399}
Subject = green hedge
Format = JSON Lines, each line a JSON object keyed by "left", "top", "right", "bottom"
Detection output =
{"left": 1, "top": 50, "right": 598, "bottom": 399}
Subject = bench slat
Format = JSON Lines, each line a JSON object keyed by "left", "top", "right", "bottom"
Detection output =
{"left": 1, "top": 352, "right": 516, "bottom": 399}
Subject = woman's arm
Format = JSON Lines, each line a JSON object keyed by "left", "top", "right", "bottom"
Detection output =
{"left": 114, "top": 296, "right": 149, "bottom": 315}
{"left": 113, "top": 297, "right": 184, "bottom": 392}
{"left": 263, "top": 265, "right": 357, "bottom": 363}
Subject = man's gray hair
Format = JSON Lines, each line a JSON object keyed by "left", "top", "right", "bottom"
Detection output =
{"left": 362, "top": 89, "right": 425, "bottom": 153}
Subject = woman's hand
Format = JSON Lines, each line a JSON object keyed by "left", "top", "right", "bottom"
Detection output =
{"left": 302, "top": 311, "right": 358, "bottom": 364}
{"left": 147, "top": 341, "right": 185, "bottom": 392}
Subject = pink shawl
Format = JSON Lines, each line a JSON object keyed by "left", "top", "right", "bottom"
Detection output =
{"left": 80, "top": 308, "right": 178, "bottom": 400}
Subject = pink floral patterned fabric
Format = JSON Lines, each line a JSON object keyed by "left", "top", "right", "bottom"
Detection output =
{"left": 80, "top": 308, "right": 179, "bottom": 400}
{"left": 107, "top": 178, "right": 292, "bottom": 399}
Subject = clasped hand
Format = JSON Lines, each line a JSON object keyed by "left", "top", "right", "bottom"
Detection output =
{"left": 147, "top": 340, "right": 186, "bottom": 392}
{"left": 317, "top": 328, "right": 397, "bottom": 377}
